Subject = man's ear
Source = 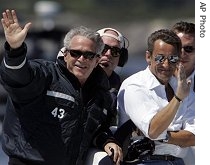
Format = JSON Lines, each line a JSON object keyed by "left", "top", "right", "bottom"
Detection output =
{"left": 64, "top": 53, "right": 68, "bottom": 62}
{"left": 145, "top": 50, "right": 152, "bottom": 65}
{"left": 95, "top": 55, "right": 100, "bottom": 68}
{"left": 63, "top": 50, "right": 68, "bottom": 57}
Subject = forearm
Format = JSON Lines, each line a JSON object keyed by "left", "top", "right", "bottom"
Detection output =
{"left": 93, "top": 131, "right": 117, "bottom": 149}
{"left": 1, "top": 42, "right": 32, "bottom": 86}
{"left": 149, "top": 97, "right": 181, "bottom": 139}
{"left": 168, "top": 130, "right": 195, "bottom": 147}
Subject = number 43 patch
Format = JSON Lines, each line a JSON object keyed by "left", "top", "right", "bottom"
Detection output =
{"left": 51, "top": 107, "right": 65, "bottom": 119}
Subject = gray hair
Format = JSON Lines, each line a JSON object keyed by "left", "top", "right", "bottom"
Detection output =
{"left": 63, "top": 26, "right": 104, "bottom": 55}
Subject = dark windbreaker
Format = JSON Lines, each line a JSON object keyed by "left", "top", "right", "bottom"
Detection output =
{"left": 0, "top": 42, "right": 117, "bottom": 165}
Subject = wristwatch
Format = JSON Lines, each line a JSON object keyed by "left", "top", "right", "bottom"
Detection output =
{"left": 174, "top": 94, "right": 183, "bottom": 103}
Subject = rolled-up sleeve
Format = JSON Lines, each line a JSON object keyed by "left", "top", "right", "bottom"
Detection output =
{"left": 123, "top": 84, "right": 167, "bottom": 139}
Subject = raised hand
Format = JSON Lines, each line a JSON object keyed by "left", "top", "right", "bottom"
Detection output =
{"left": 176, "top": 63, "right": 191, "bottom": 100}
{"left": 1, "top": 9, "right": 31, "bottom": 49}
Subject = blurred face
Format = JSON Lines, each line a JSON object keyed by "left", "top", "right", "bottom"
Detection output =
{"left": 146, "top": 40, "right": 179, "bottom": 85}
{"left": 64, "top": 35, "right": 99, "bottom": 85}
{"left": 177, "top": 32, "right": 195, "bottom": 77}
{"left": 99, "top": 30, "right": 121, "bottom": 77}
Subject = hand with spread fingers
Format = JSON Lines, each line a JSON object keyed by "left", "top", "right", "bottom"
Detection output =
{"left": 1, "top": 9, "right": 31, "bottom": 49}
{"left": 175, "top": 63, "right": 191, "bottom": 101}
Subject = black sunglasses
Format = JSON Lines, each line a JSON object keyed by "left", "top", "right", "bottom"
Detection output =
{"left": 182, "top": 46, "right": 194, "bottom": 53}
{"left": 102, "top": 44, "right": 121, "bottom": 57}
{"left": 66, "top": 49, "right": 98, "bottom": 60}
{"left": 154, "top": 54, "right": 179, "bottom": 64}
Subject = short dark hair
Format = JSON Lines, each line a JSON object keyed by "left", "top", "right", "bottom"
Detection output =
{"left": 171, "top": 21, "right": 195, "bottom": 35}
{"left": 147, "top": 29, "right": 182, "bottom": 55}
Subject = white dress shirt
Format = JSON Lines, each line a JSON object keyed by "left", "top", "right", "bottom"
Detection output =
{"left": 117, "top": 66, "right": 195, "bottom": 158}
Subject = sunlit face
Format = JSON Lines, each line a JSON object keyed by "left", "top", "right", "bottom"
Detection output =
{"left": 146, "top": 40, "right": 178, "bottom": 85}
{"left": 177, "top": 32, "right": 195, "bottom": 77}
{"left": 64, "top": 35, "right": 99, "bottom": 85}
{"left": 99, "top": 30, "right": 121, "bottom": 77}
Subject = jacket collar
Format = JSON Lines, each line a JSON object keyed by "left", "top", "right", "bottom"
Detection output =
{"left": 56, "top": 57, "right": 110, "bottom": 90}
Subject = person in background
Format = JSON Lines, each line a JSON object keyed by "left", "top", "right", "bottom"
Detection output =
{"left": 171, "top": 21, "right": 195, "bottom": 91}
{"left": 97, "top": 27, "right": 128, "bottom": 91}
{"left": 171, "top": 21, "right": 195, "bottom": 165}
{"left": 84, "top": 28, "right": 128, "bottom": 165}
{"left": 117, "top": 29, "right": 194, "bottom": 164}
{"left": 0, "top": 9, "right": 122, "bottom": 165}
{"left": 97, "top": 27, "right": 129, "bottom": 124}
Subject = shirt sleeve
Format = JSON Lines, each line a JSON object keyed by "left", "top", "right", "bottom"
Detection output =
{"left": 121, "top": 84, "right": 167, "bottom": 139}
{"left": 182, "top": 91, "right": 195, "bottom": 134}
{"left": 168, "top": 89, "right": 195, "bottom": 135}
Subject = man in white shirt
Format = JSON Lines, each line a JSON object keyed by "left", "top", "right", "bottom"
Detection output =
{"left": 117, "top": 29, "right": 194, "bottom": 165}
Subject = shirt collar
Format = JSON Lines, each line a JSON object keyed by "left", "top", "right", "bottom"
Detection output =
{"left": 145, "top": 66, "right": 165, "bottom": 90}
